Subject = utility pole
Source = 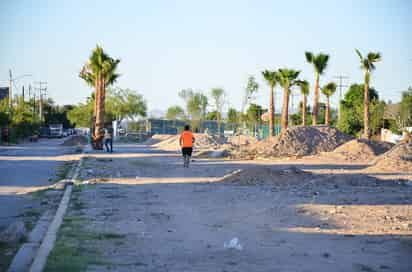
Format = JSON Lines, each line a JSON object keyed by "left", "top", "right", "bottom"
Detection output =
{"left": 334, "top": 75, "right": 349, "bottom": 122}
{"left": 34, "top": 81, "right": 47, "bottom": 123}
{"left": 9, "top": 70, "right": 12, "bottom": 106}
{"left": 7, "top": 69, "right": 32, "bottom": 107}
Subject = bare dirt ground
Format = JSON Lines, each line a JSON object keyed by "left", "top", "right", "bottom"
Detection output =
{"left": 45, "top": 143, "right": 412, "bottom": 272}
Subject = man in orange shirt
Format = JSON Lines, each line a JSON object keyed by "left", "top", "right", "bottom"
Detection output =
{"left": 179, "top": 125, "right": 195, "bottom": 168}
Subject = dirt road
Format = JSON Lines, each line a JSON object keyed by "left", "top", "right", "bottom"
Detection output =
{"left": 46, "top": 143, "right": 412, "bottom": 272}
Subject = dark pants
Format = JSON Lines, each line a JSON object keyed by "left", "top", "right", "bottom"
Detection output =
{"left": 104, "top": 138, "right": 113, "bottom": 153}
{"left": 181, "top": 147, "right": 193, "bottom": 157}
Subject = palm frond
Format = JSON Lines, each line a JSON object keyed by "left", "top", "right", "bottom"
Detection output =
{"left": 297, "top": 80, "right": 310, "bottom": 95}
{"left": 321, "top": 82, "right": 337, "bottom": 97}
{"left": 367, "top": 52, "right": 381, "bottom": 63}
{"left": 277, "top": 68, "right": 300, "bottom": 88}
{"left": 355, "top": 49, "right": 363, "bottom": 60}
{"left": 305, "top": 51, "right": 314, "bottom": 63}
{"left": 262, "top": 70, "right": 277, "bottom": 87}
{"left": 314, "top": 53, "right": 329, "bottom": 74}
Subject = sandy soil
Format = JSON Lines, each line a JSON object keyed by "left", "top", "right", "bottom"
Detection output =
{"left": 45, "top": 143, "right": 412, "bottom": 272}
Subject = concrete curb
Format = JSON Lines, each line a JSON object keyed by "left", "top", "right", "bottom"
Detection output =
{"left": 29, "top": 148, "right": 86, "bottom": 272}
{"left": 7, "top": 144, "right": 88, "bottom": 272}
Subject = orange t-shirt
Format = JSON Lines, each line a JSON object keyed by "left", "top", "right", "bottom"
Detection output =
{"left": 180, "top": 131, "right": 194, "bottom": 148}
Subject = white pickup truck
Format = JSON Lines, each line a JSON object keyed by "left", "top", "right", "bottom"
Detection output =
{"left": 49, "top": 124, "right": 63, "bottom": 138}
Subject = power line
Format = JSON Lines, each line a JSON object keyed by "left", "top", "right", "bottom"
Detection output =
{"left": 333, "top": 75, "right": 349, "bottom": 122}
{"left": 34, "top": 81, "right": 48, "bottom": 122}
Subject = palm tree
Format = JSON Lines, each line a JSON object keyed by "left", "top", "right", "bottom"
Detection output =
{"left": 355, "top": 49, "right": 381, "bottom": 139}
{"left": 321, "top": 82, "right": 337, "bottom": 125}
{"left": 276, "top": 68, "right": 300, "bottom": 132}
{"left": 262, "top": 70, "right": 277, "bottom": 136}
{"left": 305, "top": 52, "right": 329, "bottom": 125}
{"left": 210, "top": 88, "right": 225, "bottom": 135}
{"left": 297, "top": 80, "right": 310, "bottom": 126}
{"left": 80, "top": 45, "right": 120, "bottom": 149}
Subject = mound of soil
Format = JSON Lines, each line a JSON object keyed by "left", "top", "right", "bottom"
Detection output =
{"left": 221, "top": 166, "right": 314, "bottom": 186}
{"left": 324, "top": 139, "right": 394, "bottom": 162}
{"left": 61, "top": 135, "right": 87, "bottom": 146}
{"left": 153, "top": 133, "right": 224, "bottom": 151}
{"left": 253, "top": 126, "right": 353, "bottom": 158}
{"left": 143, "top": 134, "right": 176, "bottom": 145}
{"left": 226, "top": 135, "right": 258, "bottom": 146}
{"left": 368, "top": 142, "right": 412, "bottom": 172}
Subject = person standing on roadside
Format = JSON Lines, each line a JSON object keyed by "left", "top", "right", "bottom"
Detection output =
{"left": 179, "top": 125, "right": 195, "bottom": 168}
{"left": 104, "top": 126, "right": 113, "bottom": 153}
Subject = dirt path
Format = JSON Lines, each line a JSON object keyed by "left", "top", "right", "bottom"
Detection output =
{"left": 45, "top": 144, "right": 412, "bottom": 272}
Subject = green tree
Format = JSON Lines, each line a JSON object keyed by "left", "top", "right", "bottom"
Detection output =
{"left": 355, "top": 49, "right": 382, "bottom": 139}
{"left": 305, "top": 52, "right": 329, "bottom": 125}
{"left": 106, "top": 87, "right": 147, "bottom": 125}
{"left": 399, "top": 87, "right": 412, "bottom": 129}
{"left": 206, "top": 111, "right": 218, "bottom": 120}
{"left": 261, "top": 70, "right": 277, "bottom": 136}
{"left": 227, "top": 107, "right": 239, "bottom": 124}
{"left": 338, "top": 84, "right": 381, "bottom": 136}
{"left": 246, "top": 103, "right": 266, "bottom": 128}
{"left": 67, "top": 101, "right": 94, "bottom": 128}
{"left": 321, "top": 82, "right": 337, "bottom": 125}
{"left": 276, "top": 68, "right": 300, "bottom": 132}
{"left": 68, "top": 88, "right": 146, "bottom": 129}
{"left": 297, "top": 80, "right": 310, "bottom": 126}
{"left": 166, "top": 105, "right": 185, "bottom": 120}
{"left": 243, "top": 76, "right": 259, "bottom": 111}
{"left": 199, "top": 93, "right": 208, "bottom": 121}
{"left": 79, "top": 45, "right": 120, "bottom": 149}
{"left": 210, "top": 88, "right": 225, "bottom": 135}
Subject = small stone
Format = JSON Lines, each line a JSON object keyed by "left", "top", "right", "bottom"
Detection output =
{"left": 322, "top": 252, "right": 330, "bottom": 258}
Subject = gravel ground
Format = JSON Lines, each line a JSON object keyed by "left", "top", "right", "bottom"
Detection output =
{"left": 47, "top": 144, "right": 412, "bottom": 272}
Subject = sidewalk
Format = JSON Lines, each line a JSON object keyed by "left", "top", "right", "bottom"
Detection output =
{"left": 44, "top": 143, "right": 412, "bottom": 272}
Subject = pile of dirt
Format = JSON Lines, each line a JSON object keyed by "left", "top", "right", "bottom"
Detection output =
{"left": 323, "top": 139, "right": 394, "bottom": 162}
{"left": 243, "top": 126, "right": 352, "bottom": 159}
{"left": 143, "top": 134, "right": 176, "bottom": 145}
{"left": 153, "top": 133, "right": 224, "bottom": 151}
{"left": 221, "top": 166, "right": 314, "bottom": 186}
{"left": 226, "top": 135, "right": 258, "bottom": 146}
{"left": 368, "top": 142, "right": 412, "bottom": 172}
{"left": 61, "top": 135, "right": 88, "bottom": 146}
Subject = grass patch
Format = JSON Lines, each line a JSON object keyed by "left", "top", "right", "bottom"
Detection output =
{"left": 45, "top": 215, "right": 125, "bottom": 272}
{"left": 0, "top": 241, "right": 18, "bottom": 272}
{"left": 128, "top": 159, "right": 158, "bottom": 167}
{"left": 53, "top": 161, "right": 75, "bottom": 183}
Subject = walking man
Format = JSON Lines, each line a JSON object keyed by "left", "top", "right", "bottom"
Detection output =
{"left": 104, "top": 126, "right": 113, "bottom": 153}
{"left": 179, "top": 125, "right": 195, "bottom": 168}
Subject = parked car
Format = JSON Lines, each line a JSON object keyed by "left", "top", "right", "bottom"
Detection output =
{"left": 39, "top": 127, "right": 50, "bottom": 138}
{"left": 49, "top": 124, "right": 63, "bottom": 138}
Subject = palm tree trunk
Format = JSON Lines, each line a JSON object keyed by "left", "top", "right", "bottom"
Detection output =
{"left": 325, "top": 96, "right": 330, "bottom": 125}
{"left": 217, "top": 112, "right": 221, "bottom": 136}
{"left": 363, "top": 74, "right": 370, "bottom": 139}
{"left": 312, "top": 73, "right": 320, "bottom": 125}
{"left": 269, "top": 85, "right": 275, "bottom": 136}
{"left": 94, "top": 76, "right": 105, "bottom": 149}
{"left": 302, "top": 95, "right": 307, "bottom": 126}
{"left": 281, "top": 87, "right": 289, "bottom": 132}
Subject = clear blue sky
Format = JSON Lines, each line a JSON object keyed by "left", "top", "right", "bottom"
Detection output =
{"left": 1, "top": 0, "right": 411, "bottom": 114}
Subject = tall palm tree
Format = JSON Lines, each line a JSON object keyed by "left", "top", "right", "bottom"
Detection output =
{"left": 80, "top": 45, "right": 120, "bottom": 149}
{"left": 262, "top": 70, "right": 277, "bottom": 136}
{"left": 305, "top": 52, "right": 329, "bottom": 125}
{"left": 321, "top": 82, "right": 337, "bottom": 125}
{"left": 355, "top": 49, "right": 381, "bottom": 139}
{"left": 297, "top": 80, "right": 310, "bottom": 126}
{"left": 276, "top": 68, "right": 300, "bottom": 132}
